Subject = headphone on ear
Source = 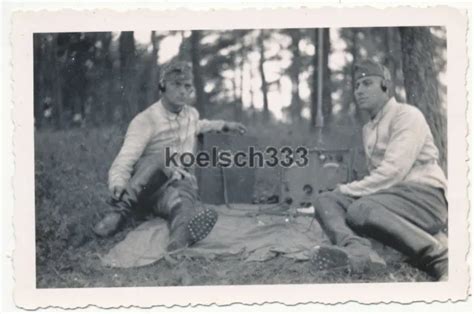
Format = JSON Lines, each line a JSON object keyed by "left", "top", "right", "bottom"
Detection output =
{"left": 159, "top": 80, "right": 166, "bottom": 93}
{"left": 380, "top": 80, "right": 388, "bottom": 92}
{"left": 380, "top": 65, "right": 391, "bottom": 93}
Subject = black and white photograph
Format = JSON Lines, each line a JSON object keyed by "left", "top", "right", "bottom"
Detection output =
{"left": 33, "top": 25, "right": 450, "bottom": 286}
{"left": 10, "top": 6, "right": 469, "bottom": 308}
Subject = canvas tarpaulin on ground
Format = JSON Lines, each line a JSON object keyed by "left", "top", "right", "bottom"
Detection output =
{"left": 101, "top": 204, "right": 327, "bottom": 268}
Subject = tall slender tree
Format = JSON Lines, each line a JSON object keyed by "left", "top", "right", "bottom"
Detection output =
{"left": 98, "top": 32, "right": 114, "bottom": 124}
{"left": 383, "top": 28, "right": 396, "bottom": 97}
{"left": 311, "top": 28, "right": 330, "bottom": 130}
{"left": 190, "top": 30, "right": 206, "bottom": 117}
{"left": 147, "top": 31, "right": 161, "bottom": 107}
{"left": 235, "top": 32, "right": 247, "bottom": 121}
{"left": 322, "top": 28, "right": 332, "bottom": 120}
{"left": 399, "top": 27, "right": 447, "bottom": 172}
{"left": 33, "top": 34, "right": 45, "bottom": 128}
{"left": 350, "top": 28, "right": 362, "bottom": 122}
{"left": 257, "top": 30, "right": 269, "bottom": 121}
{"left": 287, "top": 29, "right": 302, "bottom": 122}
{"left": 51, "top": 34, "right": 64, "bottom": 129}
{"left": 119, "top": 31, "right": 137, "bottom": 122}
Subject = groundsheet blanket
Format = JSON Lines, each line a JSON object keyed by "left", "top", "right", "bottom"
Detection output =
{"left": 101, "top": 204, "right": 326, "bottom": 268}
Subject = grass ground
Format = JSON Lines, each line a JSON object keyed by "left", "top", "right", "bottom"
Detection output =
{"left": 35, "top": 122, "right": 433, "bottom": 288}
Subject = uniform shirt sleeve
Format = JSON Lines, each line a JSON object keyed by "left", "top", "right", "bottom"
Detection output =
{"left": 339, "top": 108, "right": 428, "bottom": 197}
{"left": 108, "top": 114, "right": 153, "bottom": 192}
{"left": 197, "top": 119, "right": 227, "bottom": 133}
{"left": 192, "top": 108, "right": 226, "bottom": 134}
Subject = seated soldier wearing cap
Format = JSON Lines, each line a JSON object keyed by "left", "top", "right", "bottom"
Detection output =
{"left": 311, "top": 59, "right": 448, "bottom": 280}
{"left": 93, "top": 61, "right": 247, "bottom": 251}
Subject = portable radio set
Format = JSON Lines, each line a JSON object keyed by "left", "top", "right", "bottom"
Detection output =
{"left": 196, "top": 133, "right": 368, "bottom": 208}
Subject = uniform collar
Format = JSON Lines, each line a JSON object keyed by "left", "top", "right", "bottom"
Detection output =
{"left": 369, "top": 97, "right": 396, "bottom": 126}
{"left": 157, "top": 99, "right": 189, "bottom": 119}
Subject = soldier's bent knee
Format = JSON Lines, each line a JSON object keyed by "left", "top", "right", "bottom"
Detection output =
{"left": 314, "top": 191, "right": 342, "bottom": 204}
{"left": 313, "top": 191, "right": 342, "bottom": 217}
{"left": 346, "top": 199, "right": 377, "bottom": 228}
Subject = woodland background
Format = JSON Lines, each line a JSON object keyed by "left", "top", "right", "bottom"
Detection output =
{"left": 33, "top": 27, "right": 447, "bottom": 166}
{"left": 34, "top": 27, "right": 447, "bottom": 287}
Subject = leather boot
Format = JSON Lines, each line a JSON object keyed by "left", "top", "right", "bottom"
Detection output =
{"left": 311, "top": 191, "right": 386, "bottom": 273}
{"left": 311, "top": 245, "right": 350, "bottom": 271}
{"left": 166, "top": 207, "right": 218, "bottom": 252}
{"left": 154, "top": 179, "right": 218, "bottom": 252}
{"left": 93, "top": 192, "right": 136, "bottom": 237}
{"left": 343, "top": 240, "right": 387, "bottom": 273}
{"left": 93, "top": 210, "right": 125, "bottom": 237}
{"left": 94, "top": 158, "right": 171, "bottom": 238}
{"left": 353, "top": 208, "right": 448, "bottom": 281}
{"left": 311, "top": 241, "right": 386, "bottom": 274}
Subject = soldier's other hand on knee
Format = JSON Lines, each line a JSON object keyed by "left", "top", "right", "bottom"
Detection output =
{"left": 163, "top": 166, "right": 193, "bottom": 182}
{"left": 331, "top": 184, "right": 342, "bottom": 194}
{"left": 176, "top": 167, "right": 193, "bottom": 181}
{"left": 111, "top": 184, "right": 126, "bottom": 201}
{"left": 163, "top": 166, "right": 180, "bottom": 181}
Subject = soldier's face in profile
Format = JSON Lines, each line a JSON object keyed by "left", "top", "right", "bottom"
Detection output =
{"left": 354, "top": 76, "right": 387, "bottom": 113}
{"left": 162, "top": 78, "right": 195, "bottom": 111}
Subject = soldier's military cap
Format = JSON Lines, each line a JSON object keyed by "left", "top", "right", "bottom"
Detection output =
{"left": 353, "top": 59, "right": 392, "bottom": 81}
{"left": 160, "top": 61, "right": 193, "bottom": 83}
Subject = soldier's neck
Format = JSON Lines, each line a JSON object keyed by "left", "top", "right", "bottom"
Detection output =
{"left": 369, "top": 97, "right": 390, "bottom": 120}
{"left": 162, "top": 98, "right": 183, "bottom": 115}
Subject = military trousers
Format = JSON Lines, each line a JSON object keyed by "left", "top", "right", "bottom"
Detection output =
{"left": 111, "top": 156, "right": 202, "bottom": 232}
{"left": 313, "top": 182, "right": 448, "bottom": 260}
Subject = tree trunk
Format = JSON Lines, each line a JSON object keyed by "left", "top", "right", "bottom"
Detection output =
{"left": 322, "top": 28, "right": 332, "bottom": 120}
{"left": 147, "top": 31, "right": 160, "bottom": 107}
{"left": 100, "top": 32, "right": 114, "bottom": 124}
{"left": 87, "top": 32, "right": 113, "bottom": 126}
{"left": 119, "top": 31, "right": 137, "bottom": 123}
{"left": 85, "top": 33, "right": 102, "bottom": 126}
{"left": 288, "top": 29, "right": 302, "bottom": 122}
{"left": 33, "top": 34, "right": 44, "bottom": 129}
{"left": 231, "top": 68, "right": 240, "bottom": 119}
{"left": 234, "top": 31, "right": 247, "bottom": 121}
{"left": 249, "top": 66, "right": 257, "bottom": 122}
{"left": 399, "top": 27, "right": 447, "bottom": 173}
{"left": 310, "top": 29, "right": 317, "bottom": 130}
{"left": 350, "top": 28, "right": 362, "bottom": 122}
{"left": 311, "top": 29, "right": 326, "bottom": 130}
{"left": 258, "top": 30, "right": 269, "bottom": 122}
{"left": 235, "top": 44, "right": 245, "bottom": 121}
{"left": 231, "top": 50, "right": 242, "bottom": 120}
{"left": 383, "top": 28, "right": 397, "bottom": 97}
{"left": 65, "top": 33, "right": 90, "bottom": 126}
{"left": 51, "top": 34, "right": 63, "bottom": 129}
{"left": 190, "top": 30, "right": 206, "bottom": 117}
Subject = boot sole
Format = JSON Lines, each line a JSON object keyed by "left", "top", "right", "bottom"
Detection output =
{"left": 187, "top": 208, "right": 218, "bottom": 244}
{"left": 311, "top": 245, "right": 350, "bottom": 271}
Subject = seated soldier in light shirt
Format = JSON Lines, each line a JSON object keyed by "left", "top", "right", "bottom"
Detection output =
{"left": 94, "top": 61, "right": 247, "bottom": 251}
{"left": 311, "top": 59, "right": 448, "bottom": 281}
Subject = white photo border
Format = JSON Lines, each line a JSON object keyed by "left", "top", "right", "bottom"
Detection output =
{"left": 11, "top": 6, "right": 469, "bottom": 309}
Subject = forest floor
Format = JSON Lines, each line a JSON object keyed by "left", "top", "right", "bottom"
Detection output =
{"left": 35, "top": 122, "right": 434, "bottom": 289}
